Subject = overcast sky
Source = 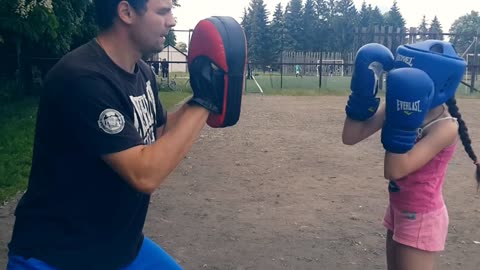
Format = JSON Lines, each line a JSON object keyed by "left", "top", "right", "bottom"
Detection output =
{"left": 172, "top": 0, "right": 479, "bottom": 44}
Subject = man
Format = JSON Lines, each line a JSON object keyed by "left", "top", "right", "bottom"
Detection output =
{"left": 161, "top": 58, "right": 169, "bottom": 78}
{"left": 6, "top": 0, "right": 219, "bottom": 269}
{"left": 295, "top": 64, "right": 302, "bottom": 78}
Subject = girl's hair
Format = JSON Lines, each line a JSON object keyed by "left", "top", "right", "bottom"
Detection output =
{"left": 446, "top": 97, "right": 480, "bottom": 190}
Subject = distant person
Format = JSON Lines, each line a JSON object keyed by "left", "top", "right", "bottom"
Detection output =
{"left": 247, "top": 63, "right": 252, "bottom": 80}
{"left": 153, "top": 61, "right": 160, "bottom": 75}
{"left": 295, "top": 64, "right": 302, "bottom": 78}
{"left": 161, "top": 58, "right": 169, "bottom": 78}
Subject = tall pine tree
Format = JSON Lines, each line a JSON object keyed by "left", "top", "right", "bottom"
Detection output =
{"left": 244, "top": 0, "right": 271, "bottom": 67}
{"left": 315, "top": 0, "right": 330, "bottom": 50}
{"left": 429, "top": 16, "right": 443, "bottom": 40}
{"left": 284, "top": 0, "right": 304, "bottom": 51}
{"left": 370, "top": 6, "right": 384, "bottom": 26}
{"left": 332, "top": 0, "right": 357, "bottom": 54}
{"left": 418, "top": 15, "right": 429, "bottom": 41}
{"left": 269, "top": 3, "right": 284, "bottom": 63}
{"left": 358, "top": 1, "right": 369, "bottom": 27}
{"left": 384, "top": 1, "right": 405, "bottom": 29}
{"left": 302, "top": 0, "right": 318, "bottom": 51}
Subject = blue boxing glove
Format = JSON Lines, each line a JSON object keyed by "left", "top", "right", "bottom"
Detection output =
{"left": 381, "top": 68, "right": 434, "bottom": 154}
{"left": 346, "top": 43, "right": 394, "bottom": 121}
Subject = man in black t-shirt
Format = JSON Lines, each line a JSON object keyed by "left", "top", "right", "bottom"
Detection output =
{"left": 6, "top": 1, "right": 216, "bottom": 270}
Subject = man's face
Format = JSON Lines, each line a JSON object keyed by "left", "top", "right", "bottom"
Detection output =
{"left": 130, "top": 0, "right": 176, "bottom": 55}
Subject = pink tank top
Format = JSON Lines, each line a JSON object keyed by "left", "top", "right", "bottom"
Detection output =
{"left": 388, "top": 117, "right": 458, "bottom": 213}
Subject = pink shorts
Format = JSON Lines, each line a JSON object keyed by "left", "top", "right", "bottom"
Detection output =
{"left": 383, "top": 204, "right": 449, "bottom": 252}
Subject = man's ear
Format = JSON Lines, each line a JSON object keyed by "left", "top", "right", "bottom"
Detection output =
{"left": 117, "top": 0, "right": 136, "bottom": 25}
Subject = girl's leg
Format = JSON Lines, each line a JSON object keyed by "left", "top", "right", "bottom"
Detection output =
{"left": 395, "top": 242, "right": 437, "bottom": 270}
{"left": 392, "top": 206, "right": 448, "bottom": 270}
{"left": 383, "top": 204, "right": 396, "bottom": 270}
{"left": 386, "top": 230, "right": 396, "bottom": 270}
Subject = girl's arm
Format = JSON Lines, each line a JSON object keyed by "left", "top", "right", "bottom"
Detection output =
{"left": 384, "top": 119, "right": 458, "bottom": 180}
{"left": 342, "top": 102, "right": 386, "bottom": 145}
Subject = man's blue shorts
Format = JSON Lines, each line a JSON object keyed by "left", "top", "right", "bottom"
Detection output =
{"left": 7, "top": 237, "right": 183, "bottom": 270}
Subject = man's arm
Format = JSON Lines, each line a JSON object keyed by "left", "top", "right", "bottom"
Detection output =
{"left": 62, "top": 74, "right": 209, "bottom": 195}
{"left": 156, "top": 103, "right": 189, "bottom": 138}
{"left": 103, "top": 104, "right": 208, "bottom": 194}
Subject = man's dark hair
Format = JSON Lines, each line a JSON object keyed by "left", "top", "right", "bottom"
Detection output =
{"left": 94, "top": 0, "right": 149, "bottom": 30}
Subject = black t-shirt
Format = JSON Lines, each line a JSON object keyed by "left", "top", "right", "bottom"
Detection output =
{"left": 8, "top": 39, "right": 166, "bottom": 270}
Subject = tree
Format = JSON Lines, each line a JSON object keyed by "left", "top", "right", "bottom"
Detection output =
{"left": 302, "top": 0, "right": 317, "bottom": 51}
{"left": 449, "top": 11, "right": 480, "bottom": 54}
{"left": 383, "top": 0, "right": 405, "bottom": 50}
{"left": 70, "top": 2, "right": 98, "bottom": 50}
{"left": 370, "top": 6, "right": 384, "bottom": 26}
{"left": 428, "top": 16, "right": 443, "bottom": 40}
{"left": 244, "top": 0, "right": 271, "bottom": 67}
{"left": 315, "top": 0, "right": 330, "bottom": 50}
{"left": 384, "top": 1, "right": 405, "bottom": 29}
{"left": 358, "top": 3, "right": 383, "bottom": 28}
{"left": 418, "top": 15, "right": 429, "bottom": 41}
{"left": 358, "top": 1, "right": 370, "bottom": 28}
{"left": 356, "top": 3, "right": 382, "bottom": 44}
{"left": 320, "top": 0, "right": 338, "bottom": 52}
{"left": 47, "top": 0, "right": 93, "bottom": 55}
{"left": 284, "top": 0, "right": 304, "bottom": 51}
{"left": 165, "top": 29, "right": 176, "bottom": 47}
{"left": 331, "top": 0, "right": 357, "bottom": 55}
{"left": 176, "top": 41, "right": 187, "bottom": 52}
{"left": 0, "top": 0, "right": 58, "bottom": 94}
{"left": 241, "top": 8, "right": 252, "bottom": 45}
{"left": 269, "top": 3, "right": 284, "bottom": 63}
{"left": 0, "top": 0, "right": 58, "bottom": 57}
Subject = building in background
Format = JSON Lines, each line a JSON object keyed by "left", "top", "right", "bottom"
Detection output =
{"left": 152, "top": 45, "right": 188, "bottom": 73}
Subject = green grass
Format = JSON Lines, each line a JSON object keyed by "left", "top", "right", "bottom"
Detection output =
{"left": 159, "top": 91, "right": 192, "bottom": 109}
{"left": 246, "top": 74, "right": 480, "bottom": 97}
{"left": 0, "top": 92, "right": 190, "bottom": 204}
{"left": 0, "top": 97, "right": 38, "bottom": 204}
{"left": 245, "top": 74, "right": 351, "bottom": 95}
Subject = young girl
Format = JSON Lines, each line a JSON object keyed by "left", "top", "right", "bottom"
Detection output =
{"left": 342, "top": 41, "right": 480, "bottom": 270}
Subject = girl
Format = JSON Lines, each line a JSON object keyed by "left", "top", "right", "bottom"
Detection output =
{"left": 342, "top": 96, "right": 480, "bottom": 270}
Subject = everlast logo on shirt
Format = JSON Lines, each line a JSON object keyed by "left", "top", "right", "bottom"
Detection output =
{"left": 395, "top": 54, "right": 414, "bottom": 67}
{"left": 397, "top": 99, "right": 422, "bottom": 113}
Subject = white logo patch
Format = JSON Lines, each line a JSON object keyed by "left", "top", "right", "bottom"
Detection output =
{"left": 98, "top": 109, "right": 125, "bottom": 134}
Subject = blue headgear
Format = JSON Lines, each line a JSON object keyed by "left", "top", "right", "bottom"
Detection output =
{"left": 394, "top": 40, "right": 466, "bottom": 109}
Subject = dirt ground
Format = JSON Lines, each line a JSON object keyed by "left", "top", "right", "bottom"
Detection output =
{"left": 1, "top": 95, "right": 480, "bottom": 270}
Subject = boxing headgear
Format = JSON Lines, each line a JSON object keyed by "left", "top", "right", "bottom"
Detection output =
{"left": 188, "top": 16, "right": 247, "bottom": 128}
{"left": 394, "top": 40, "right": 466, "bottom": 109}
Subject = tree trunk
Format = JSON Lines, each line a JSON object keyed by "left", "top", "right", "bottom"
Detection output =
{"left": 15, "top": 36, "right": 25, "bottom": 97}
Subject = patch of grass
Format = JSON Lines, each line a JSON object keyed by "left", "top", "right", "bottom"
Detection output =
{"left": 0, "top": 97, "right": 38, "bottom": 204}
{"left": 245, "top": 75, "right": 351, "bottom": 95}
{"left": 246, "top": 74, "right": 480, "bottom": 98}
{"left": 0, "top": 92, "right": 190, "bottom": 204}
{"left": 159, "top": 91, "right": 191, "bottom": 109}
